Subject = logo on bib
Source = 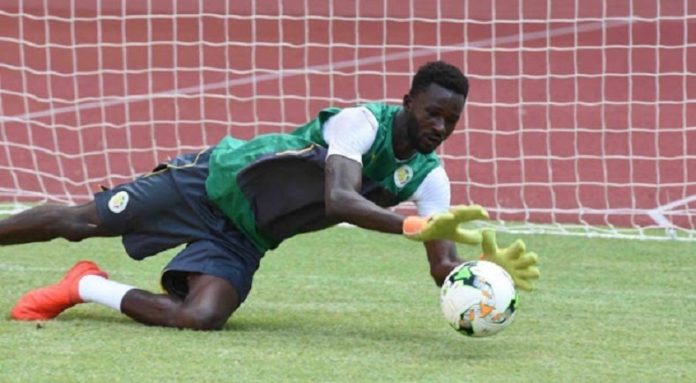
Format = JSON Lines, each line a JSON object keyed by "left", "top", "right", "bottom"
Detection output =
{"left": 394, "top": 165, "right": 414, "bottom": 189}
{"left": 108, "top": 191, "right": 129, "bottom": 214}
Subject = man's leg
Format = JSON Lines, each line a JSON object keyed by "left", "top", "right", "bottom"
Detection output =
{"left": 120, "top": 274, "right": 239, "bottom": 330}
{"left": 0, "top": 202, "right": 114, "bottom": 245}
{"left": 13, "top": 264, "right": 239, "bottom": 331}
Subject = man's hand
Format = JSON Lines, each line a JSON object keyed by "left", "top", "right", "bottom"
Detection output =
{"left": 403, "top": 205, "right": 489, "bottom": 245}
{"left": 480, "top": 229, "right": 540, "bottom": 291}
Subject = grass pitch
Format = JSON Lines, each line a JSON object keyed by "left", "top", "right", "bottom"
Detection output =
{"left": 1, "top": 228, "right": 695, "bottom": 382}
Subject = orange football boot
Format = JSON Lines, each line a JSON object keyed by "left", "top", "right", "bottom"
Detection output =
{"left": 11, "top": 260, "right": 108, "bottom": 321}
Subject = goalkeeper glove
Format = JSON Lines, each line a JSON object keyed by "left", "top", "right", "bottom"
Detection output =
{"left": 479, "top": 229, "right": 540, "bottom": 291}
{"left": 403, "top": 205, "right": 489, "bottom": 245}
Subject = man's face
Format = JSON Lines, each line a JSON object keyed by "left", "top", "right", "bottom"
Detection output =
{"left": 404, "top": 83, "right": 466, "bottom": 154}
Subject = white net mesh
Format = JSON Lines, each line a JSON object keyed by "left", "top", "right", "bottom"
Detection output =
{"left": 0, "top": 1, "right": 695, "bottom": 240}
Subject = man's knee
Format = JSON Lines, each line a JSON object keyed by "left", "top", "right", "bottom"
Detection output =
{"left": 179, "top": 305, "right": 231, "bottom": 331}
{"left": 56, "top": 203, "right": 109, "bottom": 241}
{"left": 172, "top": 273, "right": 240, "bottom": 330}
{"left": 38, "top": 205, "right": 83, "bottom": 241}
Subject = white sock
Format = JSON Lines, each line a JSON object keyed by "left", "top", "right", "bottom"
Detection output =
{"left": 78, "top": 275, "right": 135, "bottom": 311}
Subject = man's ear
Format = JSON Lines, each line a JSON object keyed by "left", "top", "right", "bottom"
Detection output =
{"left": 402, "top": 93, "right": 412, "bottom": 109}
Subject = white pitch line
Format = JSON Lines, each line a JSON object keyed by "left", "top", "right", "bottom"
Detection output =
{"left": 0, "top": 19, "right": 631, "bottom": 124}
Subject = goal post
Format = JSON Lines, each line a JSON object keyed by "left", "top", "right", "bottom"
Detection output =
{"left": 1, "top": 1, "right": 694, "bottom": 240}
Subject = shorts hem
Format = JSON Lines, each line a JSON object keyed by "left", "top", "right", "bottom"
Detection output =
{"left": 161, "top": 266, "right": 250, "bottom": 303}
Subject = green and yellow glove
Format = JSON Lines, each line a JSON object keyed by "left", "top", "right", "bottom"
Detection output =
{"left": 480, "top": 229, "right": 540, "bottom": 291}
{"left": 403, "top": 205, "right": 489, "bottom": 245}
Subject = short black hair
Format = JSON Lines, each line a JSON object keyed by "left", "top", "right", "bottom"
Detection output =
{"left": 409, "top": 61, "right": 469, "bottom": 98}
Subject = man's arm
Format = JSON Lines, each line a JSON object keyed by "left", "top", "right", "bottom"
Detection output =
{"left": 324, "top": 154, "right": 404, "bottom": 234}
{"left": 321, "top": 107, "right": 483, "bottom": 237}
{"left": 324, "top": 154, "right": 465, "bottom": 286}
{"left": 424, "top": 239, "right": 463, "bottom": 286}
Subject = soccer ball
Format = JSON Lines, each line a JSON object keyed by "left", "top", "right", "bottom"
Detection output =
{"left": 440, "top": 260, "right": 518, "bottom": 337}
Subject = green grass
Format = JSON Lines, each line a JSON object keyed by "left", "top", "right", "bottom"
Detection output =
{"left": 1, "top": 228, "right": 695, "bottom": 382}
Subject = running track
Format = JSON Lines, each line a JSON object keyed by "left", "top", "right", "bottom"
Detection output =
{"left": 0, "top": 1, "right": 695, "bottom": 230}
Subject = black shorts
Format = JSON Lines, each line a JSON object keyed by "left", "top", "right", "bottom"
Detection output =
{"left": 94, "top": 149, "right": 262, "bottom": 303}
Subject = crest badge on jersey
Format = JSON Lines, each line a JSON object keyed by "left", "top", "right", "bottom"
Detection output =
{"left": 108, "top": 191, "right": 129, "bottom": 214}
{"left": 394, "top": 165, "right": 414, "bottom": 189}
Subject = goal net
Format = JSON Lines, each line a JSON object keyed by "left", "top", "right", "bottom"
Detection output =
{"left": 1, "top": 1, "right": 694, "bottom": 240}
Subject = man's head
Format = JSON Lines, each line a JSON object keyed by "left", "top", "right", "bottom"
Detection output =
{"left": 403, "top": 61, "right": 468, "bottom": 154}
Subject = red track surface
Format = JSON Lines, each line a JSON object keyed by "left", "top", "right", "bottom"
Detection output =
{"left": 1, "top": 1, "right": 695, "bottom": 229}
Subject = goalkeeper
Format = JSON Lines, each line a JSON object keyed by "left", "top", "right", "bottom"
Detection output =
{"left": 1, "top": 61, "right": 538, "bottom": 330}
